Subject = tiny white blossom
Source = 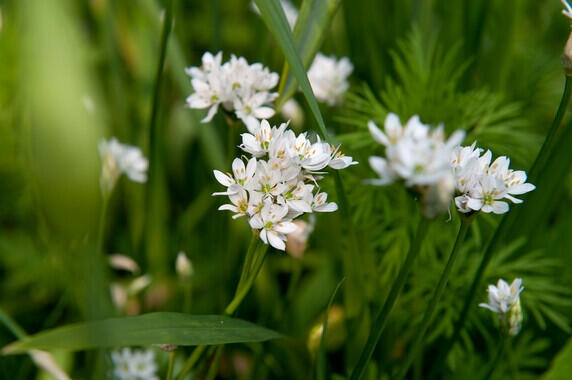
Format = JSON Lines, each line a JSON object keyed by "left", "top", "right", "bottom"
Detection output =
{"left": 186, "top": 52, "right": 279, "bottom": 126}
{"left": 111, "top": 348, "right": 159, "bottom": 380}
{"left": 99, "top": 137, "right": 148, "bottom": 195}
{"left": 563, "top": 0, "right": 572, "bottom": 20}
{"left": 479, "top": 278, "right": 524, "bottom": 336}
{"left": 249, "top": 202, "right": 298, "bottom": 250}
{"left": 308, "top": 53, "right": 353, "bottom": 106}
{"left": 176, "top": 251, "right": 194, "bottom": 280}
{"left": 367, "top": 113, "right": 464, "bottom": 217}
{"left": 451, "top": 142, "right": 535, "bottom": 215}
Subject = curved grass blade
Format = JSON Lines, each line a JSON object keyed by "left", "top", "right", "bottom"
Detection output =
{"left": 253, "top": 0, "right": 328, "bottom": 139}
{"left": 276, "top": 0, "right": 341, "bottom": 110}
{"left": 2, "top": 312, "right": 283, "bottom": 355}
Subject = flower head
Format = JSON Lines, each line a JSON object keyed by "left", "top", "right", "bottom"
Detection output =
{"left": 308, "top": 53, "right": 353, "bottom": 106}
{"left": 111, "top": 348, "right": 159, "bottom": 380}
{"left": 451, "top": 142, "right": 535, "bottom": 215}
{"left": 367, "top": 113, "right": 465, "bottom": 217}
{"left": 479, "top": 278, "right": 524, "bottom": 335}
{"left": 213, "top": 119, "right": 357, "bottom": 250}
{"left": 186, "top": 52, "right": 279, "bottom": 126}
{"left": 99, "top": 137, "right": 148, "bottom": 195}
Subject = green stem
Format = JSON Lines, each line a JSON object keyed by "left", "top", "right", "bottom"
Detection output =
{"left": 206, "top": 345, "right": 225, "bottom": 380}
{"left": 143, "top": 0, "right": 174, "bottom": 272}
{"left": 484, "top": 337, "right": 507, "bottom": 380}
{"left": 176, "top": 235, "right": 268, "bottom": 380}
{"left": 430, "top": 75, "right": 572, "bottom": 380}
{"left": 349, "top": 217, "right": 431, "bottom": 380}
{"left": 396, "top": 218, "right": 471, "bottom": 379}
{"left": 0, "top": 307, "right": 26, "bottom": 339}
{"left": 166, "top": 351, "right": 176, "bottom": 380}
{"left": 528, "top": 76, "right": 572, "bottom": 178}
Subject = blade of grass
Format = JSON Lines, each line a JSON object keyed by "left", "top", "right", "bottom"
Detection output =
{"left": 144, "top": 0, "right": 174, "bottom": 274}
{"left": 276, "top": 0, "right": 342, "bottom": 110}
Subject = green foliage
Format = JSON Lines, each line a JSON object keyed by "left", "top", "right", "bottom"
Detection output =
{"left": 2, "top": 313, "right": 282, "bottom": 354}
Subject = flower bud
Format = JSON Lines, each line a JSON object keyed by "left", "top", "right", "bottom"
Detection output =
{"left": 176, "top": 251, "right": 194, "bottom": 280}
{"left": 421, "top": 175, "right": 454, "bottom": 219}
{"left": 280, "top": 99, "right": 304, "bottom": 128}
{"left": 508, "top": 298, "right": 523, "bottom": 336}
{"left": 307, "top": 304, "right": 347, "bottom": 355}
{"left": 285, "top": 220, "right": 314, "bottom": 259}
{"left": 109, "top": 254, "right": 140, "bottom": 274}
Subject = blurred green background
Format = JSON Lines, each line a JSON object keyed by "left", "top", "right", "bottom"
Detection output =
{"left": 2, "top": 0, "right": 572, "bottom": 379}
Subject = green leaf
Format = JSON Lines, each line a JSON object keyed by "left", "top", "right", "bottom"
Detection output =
{"left": 276, "top": 0, "right": 341, "bottom": 110}
{"left": 542, "top": 336, "right": 572, "bottom": 380}
{"left": 2, "top": 312, "right": 283, "bottom": 354}
{"left": 253, "top": 0, "right": 328, "bottom": 139}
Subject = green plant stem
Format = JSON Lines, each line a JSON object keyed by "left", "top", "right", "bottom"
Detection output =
{"left": 484, "top": 337, "right": 507, "bottom": 380}
{"left": 0, "top": 307, "right": 26, "bottom": 339}
{"left": 396, "top": 218, "right": 471, "bottom": 379}
{"left": 177, "top": 235, "right": 268, "bottom": 380}
{"left": 206, "top": 345, "right": 225, "bottom": 380}
{"left": 430, "top": 74, "right": 572, "bottom": 380}
{"left": 166, "top": 351, "right": 176, "bottom": 380}
{"left": 143, "top": 0, "right": 174, "bottom": 272}
{"left": 528, "top": 76, "right": 572, "bottom": 178}
{"left": 349, "top": 217, "right": 431, "bottom": 380}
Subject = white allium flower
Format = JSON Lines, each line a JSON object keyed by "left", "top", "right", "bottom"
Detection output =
{"left": 367, "top": 113, "right": 465, "bottom": 217}
{"left": 307, "top": 53, "right": 353, "bottom": 106}
{"left": 185, "top": 52, "right": 279, "bottom": 126}
{"left": 213, "top": 119, "right": 357, "bottom": 250}
{"left": 111, "top": 348, "right": 159, "bottom": 380}
{"left": 563, "top": 0, "right": 572, "bottom": 20}
{"left": 99, "top": 137, "right": 148, "bottom": 194}
{"left": 479, "top": 278, "right": 524, "bottom": 336}
{"left": 451, "top": 142, "right": 535, "bottom": 215}
{"left": 251, "top": 0, "right": 299, "bottom": 30}
{"left": 280, "top": 98, "right": 304, "bottom": 127}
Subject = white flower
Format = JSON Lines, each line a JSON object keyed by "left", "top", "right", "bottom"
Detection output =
{"left": 479, "top": 278, "right": 524, "bottom": 336}
{"left": 213, "top": 119, "right": 356, "bottom": 250}
{"left": 451, "top": 142, "right": 535, "bottom": 215}
{"left": 185, "top": 52, "right": 279, "bottom": 126}
{"left": 249, "top": 202, "right": 298, "bottom": 250}
{"left": 280, "top": 98, "right": 304, "bottom": 127}
{"left": 308, "top": 53, "right": 353, "bottom": 106}
{"left": 99, "top": 137, "right": 148, "bottom": 194}
{"left": 563, "top": 0, "right": 572, "bottom": 20}
{"left": 367, "top": 113, "right": 464, "bottom": 217}
{"left": 111, "top": 348, "right": 159, "bottom": 380}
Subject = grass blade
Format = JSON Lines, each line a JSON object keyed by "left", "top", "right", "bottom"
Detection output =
{"left": 2, "top": 312, "right": 283, "bottom": 354}
{"left": 253, "top": 0, "right": 328, "bottom": 139}
{"left": 276, "top": 0, "right": 341, "bottom": 110}
{"left": 316, "top": 278, "right": 345, "bottom": 380}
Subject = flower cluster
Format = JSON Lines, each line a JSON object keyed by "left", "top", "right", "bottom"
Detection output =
{"left": 479, "top": 278, "right": 524, "bottom": 336}
{"left": 185, "top": 52, "right": 279, "bottom": 129}
{"left": 99, "top": 137, "right": 148, "bottom": 195}
{"left": 213, "top": 119, "right": 357, "bottom": 250}
{"left": 307, "top": 53, "right": 354, "bottom": 106}
{"left": 367, "top": 113, "right": 465, "bottom": 218}
{"left": 111, "top": 348, "right": 158, "bottom": 380}
{"left": 450, "top": 143, "right": 535, "bottom": 214}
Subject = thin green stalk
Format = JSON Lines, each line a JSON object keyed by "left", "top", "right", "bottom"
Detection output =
{"left": 349, "top": 217, "right": 431, "bottom": 380}
{"left": 396, "top": 218, "right": 472, "bottom": 379}
{"left": 430, "top": 74, "right": 572, "bottom": 380}
{"left": 143, "top": 0, "right": 174, "bottom": 272}
{"left": 0, "top": 307, "right": 26, "bottom": 339}
{"left": 206, "top": 345, "right": 225, "bottom": 380}
{"left": 528, "top": 76, "right": 572, "bottom": 178}
{"left": 484, "top": 337, "right": 507, "bottom": 380}
{"left": 177, "top": 236, "right": 268, "bottom": 379}
{"left": 166, "top": 351, "right": 176, "bottom": 380}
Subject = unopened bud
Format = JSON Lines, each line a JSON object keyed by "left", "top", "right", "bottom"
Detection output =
{"left": 508, "top": 298, "right": 523, "bottom": 336}
{"left": 176, "top": 251, "right": 194, "bottom": 280}
{"left": 285, "top": 220, "right": 314, "bottom": 259}
{"left": 281, "top": 99, "right": 304, "bottom": 128}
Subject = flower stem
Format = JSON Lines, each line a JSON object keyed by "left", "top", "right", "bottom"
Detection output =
{"left": 349, "top": 217, "right": 431, "bottom": 380}
{"left": 483, "top": 336, "right": 507, "bottom": 380}
{"left": 205, "top": 345, "right": 225, "bottom": 380}
{"left": 430, "top": 75, "right": 572, "bottom": 380}
{"left": 143, "top": 0, "right": 174, "bottom": 273}
{"left": 396, "top": 218, "right": 471, "bottom": 379}
{"left": 166, "top": 351, "right": 175, "bottom": 380}
{"left": 176, "top": 234, "right": 268, "bottom": 380}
